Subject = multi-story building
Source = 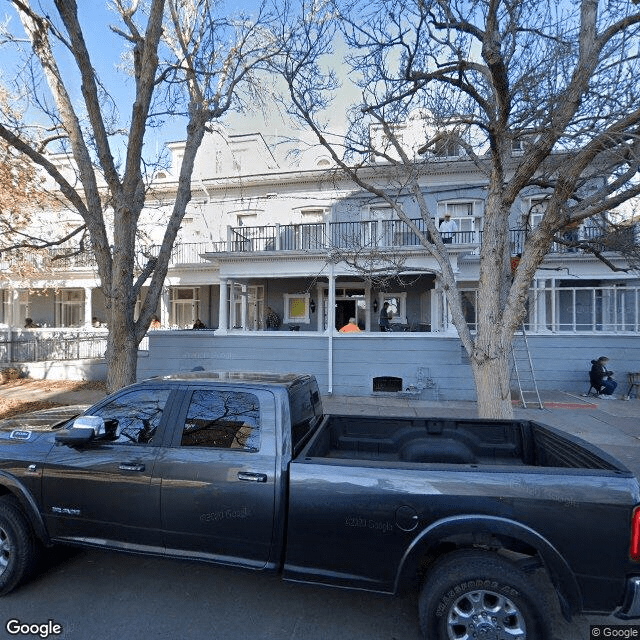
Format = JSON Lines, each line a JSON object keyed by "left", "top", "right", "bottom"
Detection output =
{"left": 1, "top": 124, "right": 639, "bottom": 398}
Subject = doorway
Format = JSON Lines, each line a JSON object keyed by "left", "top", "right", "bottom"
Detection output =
{"left": 335, "top": 300, "right": 356, "bottom": 330}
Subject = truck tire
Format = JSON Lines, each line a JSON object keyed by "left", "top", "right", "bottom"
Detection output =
{"left": 0, "top": 496, "right": 39, "bottom": 596}
{"left": 418, "top": 549, "right": 550, "bottom": 640}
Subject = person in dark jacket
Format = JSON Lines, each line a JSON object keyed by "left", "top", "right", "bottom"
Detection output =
{"left": 379, "top": 302, "right": 391, "bottom": 332}
{"left": 590, "top": 356, "right": 617, "bottom": 397}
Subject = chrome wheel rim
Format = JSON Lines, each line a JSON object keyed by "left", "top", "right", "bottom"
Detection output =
{"left": 0, "top": 526, "right": 10, "bottom": 575}
{"left": 447, "top": 588, "right": 526, "bottom": 640}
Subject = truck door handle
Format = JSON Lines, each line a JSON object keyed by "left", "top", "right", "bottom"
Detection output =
{"left": 119, "top": 463, "right": 145, "bottom": 472}
{"left": 237, "top": 472, "right": 267, "bottom": 483}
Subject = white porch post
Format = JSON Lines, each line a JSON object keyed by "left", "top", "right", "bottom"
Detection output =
{"left": 161, "top": 287, "right": 170, "bottom": 327}
{"left": 241, "top": 282, "right": 248, "bottom": 330}
{"left": 430, "top": 286, "right": 443, "bottom": 332}
{"left": 84, "top": 287, "right": 92, "bottom": 328}
{"left": 316, "top": 284, "right": 323, "bottom": 332}
{"left": 365, "top": 284, "right": 372, "bottom": 332}
{"left": 534, "top": 279, "right": 548, "bottom": 332}
{"left": 327, "top": 272, "right": 336, "bottom": 334}
{"left": 217, "top": 278, "right": 228, "bottom": 333}
{"left": 327, "top": 266, "right": 336, "bottom": 394}
{"left": 10, "top": 289, "right": 19, "bottom": 328}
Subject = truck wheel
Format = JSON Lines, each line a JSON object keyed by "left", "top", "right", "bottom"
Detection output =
{"left": 0, "top": 496, "right": 39, "bottom": 596}
{"left": 418, "top": 549, "right": 549, "bottom": 640}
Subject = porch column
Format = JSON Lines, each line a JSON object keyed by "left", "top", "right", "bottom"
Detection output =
{"left": 430, "top": 286, "right": 443, "bottom": 332}
{"left": 84, "top": 287, "right": 93, "bottom": 328}
{"left": 161, "top": 287, "right": 170, "bottom": 327}
{"left": 316, "top": 283, "right": 323, "bottom": 332}
{"left": 241, "top": 282, "right": 248, "bottom": 330}
{"left": 217, "top": 278, "right": 228, "bottom": 333}
{"left": 10, "top": 289, "right": 19, "bottom": 328}
{"left": 533, "top": 279, "right": 548, "bottom": 332}
{"left": 365, "top": 284, "right": 372, "bottom": 332}
{"left": 327, "top": 266, "right": 336, "bottom": 393}
{"left": 327, "top": 272, "right": 336, "bottom": 334}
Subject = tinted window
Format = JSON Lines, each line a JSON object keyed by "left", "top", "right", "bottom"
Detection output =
{"left": 92, "top": 388, "right": 171, "bottom": 445}
{"left": 180, "top": 390, "right": 260, "bottom": 451}
{"left": 289, "top": 381, "right": 323, "bottom": 456}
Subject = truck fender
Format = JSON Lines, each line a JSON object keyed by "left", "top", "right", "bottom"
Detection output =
{"left": 394, "top": 514, "right": 581, "bottom": 616}
{"left": 0, "top": 471, "right": 50, "bottom": 544}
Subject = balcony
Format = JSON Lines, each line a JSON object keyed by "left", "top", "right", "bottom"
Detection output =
{"left": 225, "top": 219, "right": 477, "bottom": 253}
{"left": 220, "top": 220, "right": 637, "bottom": 256}
{"left": 1, "top": 222, "right": 633, "bottom": 274}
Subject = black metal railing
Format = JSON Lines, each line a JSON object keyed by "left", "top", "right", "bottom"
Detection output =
{"left": 0, "top": 333, "right": 107, "bottom": 364}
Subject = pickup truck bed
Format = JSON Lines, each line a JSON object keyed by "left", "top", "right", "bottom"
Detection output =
{"left": 304, "top": 414, "right": 621, "bottom": 470}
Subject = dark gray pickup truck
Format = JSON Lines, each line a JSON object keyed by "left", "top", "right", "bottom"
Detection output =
{"left": 1, "top": 371, "right": 639, "bottom": 639}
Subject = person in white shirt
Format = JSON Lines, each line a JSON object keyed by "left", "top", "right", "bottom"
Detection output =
{"left": 439, "top": 214, "right": 458, "bottom": 243}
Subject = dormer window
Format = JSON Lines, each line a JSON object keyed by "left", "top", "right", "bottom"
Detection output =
{"left": 432, "top": 136, "right": 460, "bottom": 158}
{"left": 511, "top": 139, "right": 525, "bottom": 155}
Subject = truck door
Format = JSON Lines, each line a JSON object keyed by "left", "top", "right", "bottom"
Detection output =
{"left": 42, "top": 386, "right": 175, "bottom": 549}
{"left": 156, "top": 386, "right": 277, "bottom": 569}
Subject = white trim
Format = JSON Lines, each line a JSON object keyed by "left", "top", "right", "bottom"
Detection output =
{"left": 283, "top": 293, "right": 311, "bottom": 324}
{"left": 378, "top": 292, "right": 407, "bottom": 324}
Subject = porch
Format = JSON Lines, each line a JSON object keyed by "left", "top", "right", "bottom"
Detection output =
{"left": 137, "top": 331, "right": 640, "bottom": 401}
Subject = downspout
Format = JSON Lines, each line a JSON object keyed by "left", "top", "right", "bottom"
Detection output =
{"left": 328, "top": 264, "right": 335, "bottom": 394}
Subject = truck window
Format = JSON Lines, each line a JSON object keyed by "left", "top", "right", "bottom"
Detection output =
{"left": 91, "top": 388, "right": 171, "bottom": 445}
{"left": 289, "top": 383, "right": 323, "bottom": 456}
{"left": 180, "top": 390, "right": 260, "bottom": 451}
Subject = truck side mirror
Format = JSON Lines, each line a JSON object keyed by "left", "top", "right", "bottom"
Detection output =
{"left": 55, "top": 416, "right": 106, "bottom": 446}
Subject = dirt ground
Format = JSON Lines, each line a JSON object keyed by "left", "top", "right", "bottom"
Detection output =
{"left": 0, "top": 379, "right": 106, "bottom": 419}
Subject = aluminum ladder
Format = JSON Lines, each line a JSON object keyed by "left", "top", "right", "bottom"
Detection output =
{"left": 510, "top": 324, "right": 544, "bottom": 409}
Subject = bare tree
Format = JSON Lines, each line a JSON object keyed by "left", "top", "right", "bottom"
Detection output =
{"left": 0, "top": 0, "right": 280, "bottom": 392}
{"left": 276, "top": 0, "right": 640, "bottom": 418}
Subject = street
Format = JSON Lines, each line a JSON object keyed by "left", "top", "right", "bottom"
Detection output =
{"left": 0, "top": 546, "right": 625, "bottom": 640}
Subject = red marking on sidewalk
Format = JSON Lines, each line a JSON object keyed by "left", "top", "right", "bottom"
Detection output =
{"left": 512, "top": 400, "right": 598, "bottom": 409}
{"left": 543, "top": 402, "right": 597, "bottom": 409}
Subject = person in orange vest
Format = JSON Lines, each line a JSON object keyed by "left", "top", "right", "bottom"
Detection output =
{"left": 339, "top": 317, "right": 361, "bottom": 333}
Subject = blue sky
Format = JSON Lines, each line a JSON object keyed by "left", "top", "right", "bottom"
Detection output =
{"left": 1, "top": 1, "right": 313, "bottom": 163}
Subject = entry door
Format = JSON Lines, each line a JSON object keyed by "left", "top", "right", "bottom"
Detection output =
{"left": 156, "top": 387, "right": 277, "bottom": 569}
{"left": 335, "top": 299, "right": 356, "bottom": 330}
{"left": 42, "top": 387, "right": 174, "bottom": 548}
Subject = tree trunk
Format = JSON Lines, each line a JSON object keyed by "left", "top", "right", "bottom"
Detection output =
{"left": 105, "top": 315, "right": 139, "bottom": 393}
{"left": 471, "top": 347, "right": 514, "bottom": 419}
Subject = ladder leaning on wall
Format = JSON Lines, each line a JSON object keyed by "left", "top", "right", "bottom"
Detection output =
{"left": 510, "top": 324, "right": 544, "bottom": 409}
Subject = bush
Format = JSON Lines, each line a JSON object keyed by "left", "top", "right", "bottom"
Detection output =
{"left": 0, "top": 368, "right": 22, "bottom": 384}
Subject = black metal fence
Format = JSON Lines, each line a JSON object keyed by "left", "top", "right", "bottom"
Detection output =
{"left": 0, "top": 333, "right": 107, "bottom": 364}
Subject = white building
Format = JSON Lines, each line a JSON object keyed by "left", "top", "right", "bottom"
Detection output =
{"left": 1, "top": 125, "right": 639, "bottom": 398}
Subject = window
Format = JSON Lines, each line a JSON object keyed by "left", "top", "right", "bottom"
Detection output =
{"left": 524, "top": 197, "right": 548, "bottom": 227}
{"left": 248, "top": 285, "right": 264, "bottom": 330}
{"left": 299, "top": 208, "right": 326, "bottom": 249}
{"left": 170, "top": 287, "right": 200, "bottom": 328}
{"left": 56, "top": 289, "right": 84, "bottom": 327}
{"left": 91, "top": 388, "right": 171, "bottom": 445}
{"left": 443, "top": 202, "right": 473, "bottom": 217}
{"left": 512, "top": 139, "right": 525, "bottom": 155}
{"left": 379, "top": 293, "right": 407, "bottom": 324}
{"left": 180, "top": 390, "right": 260, "bottom": 451}
{"left": 284, "top": 294, "right": 311, "bottom": 324}
{"left": 460, "top": 289, "right": 478, "bottom": 331}
{"left": 431, "top": 133, "right": 460, "bottom": 158}
{"left": 364, "top": 205, "right": 396, "bottom": 246}
{"left": 236, "top": 212, "right": 258, "bottom": 227}
{"left": 436, "top": 201, "right": 480, "bottom": 242}
{"left": 17, "top": 291, "right": 30, "bottom": 327}
{"left": 289, "top": 382, "right": 322, "bottom": 456}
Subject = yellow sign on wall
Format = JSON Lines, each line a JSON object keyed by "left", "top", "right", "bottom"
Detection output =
{"left": 290, "top": 298, "right": 307, "bottom": 318}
